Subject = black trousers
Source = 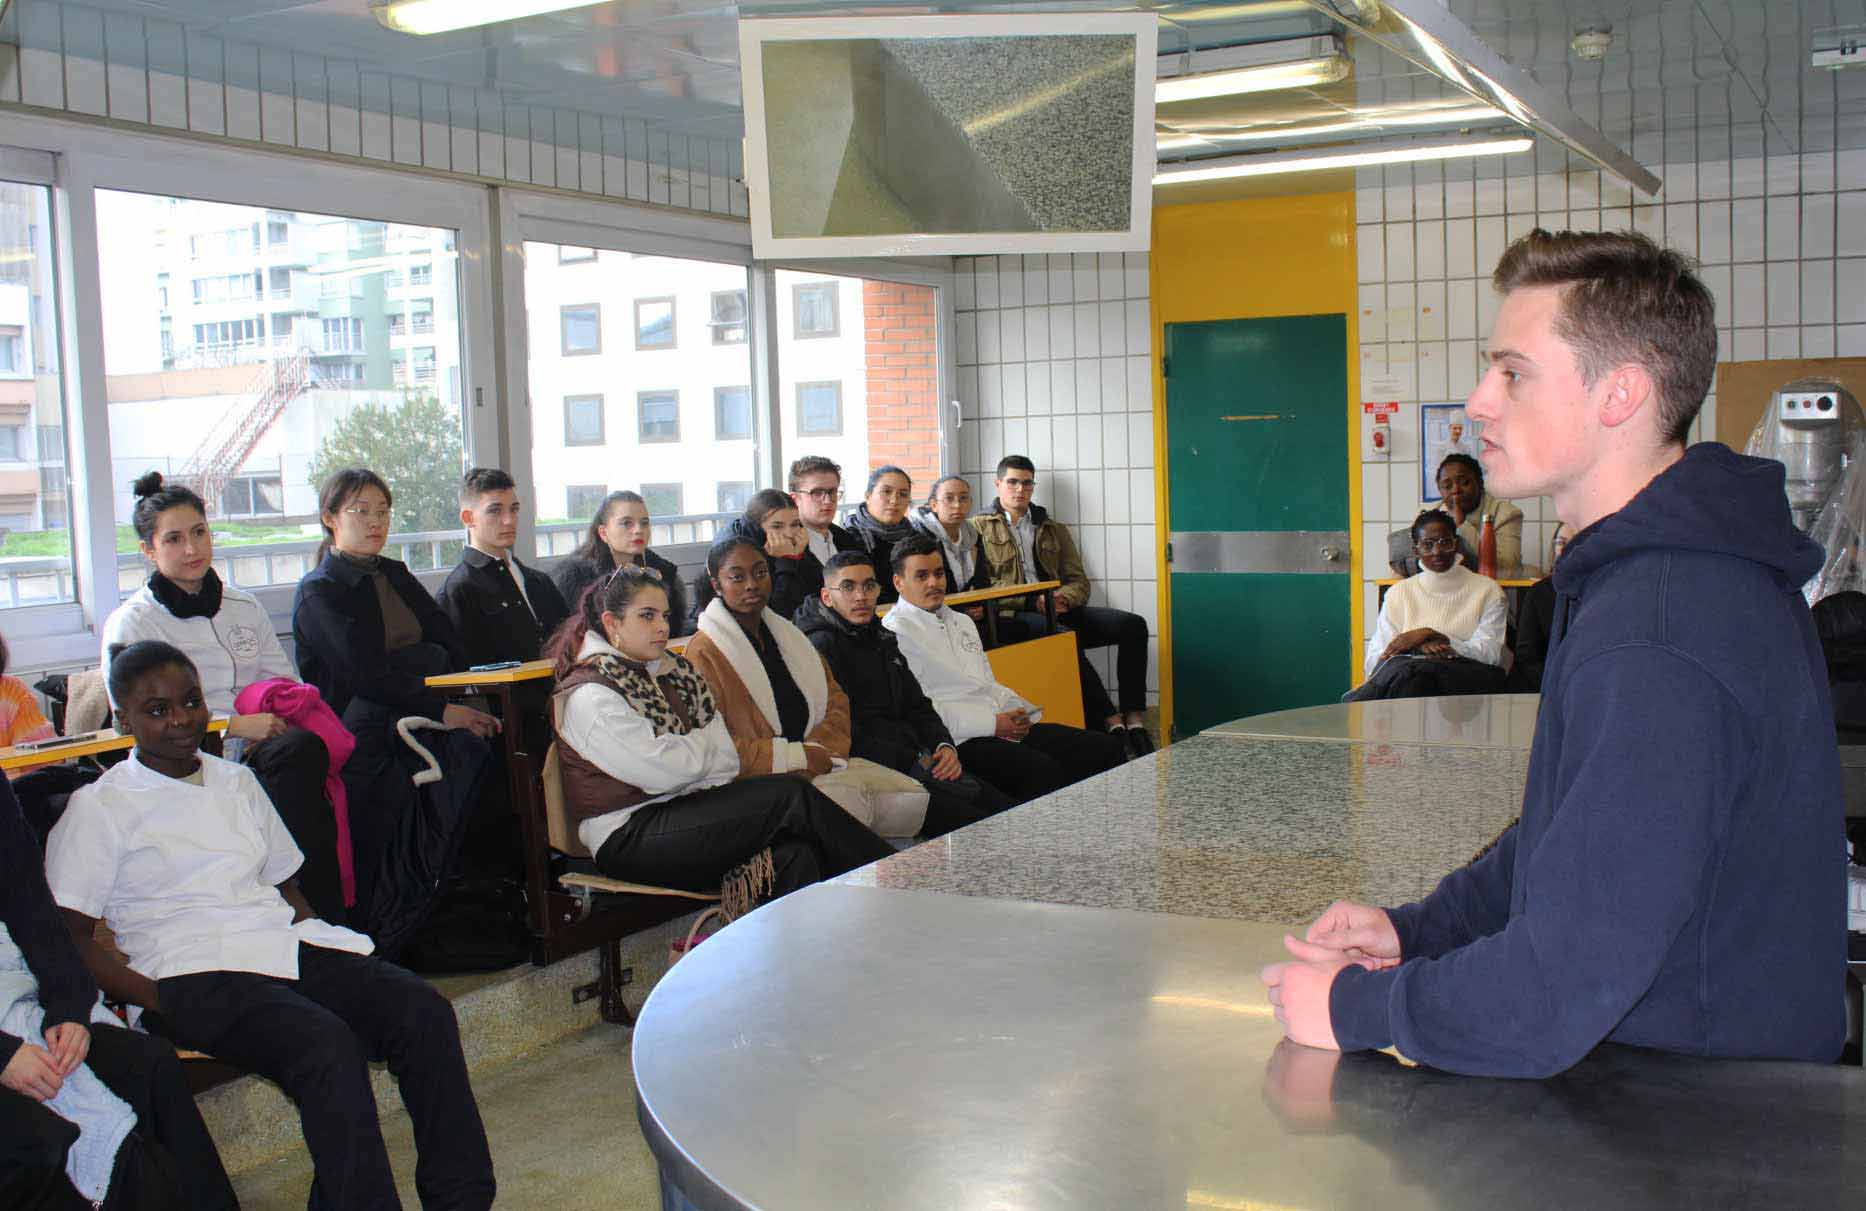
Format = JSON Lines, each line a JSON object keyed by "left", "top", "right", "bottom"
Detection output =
{"left": 1016, "top": 604, "right": 1151, "bottom": 718}
{"left": 595, "top": 774, "right": 894, "bottom": 898}
{"left": 957, "top": 723, "right": 1128, "bottom": 804}
{"left": 244, "top": 726, "right": 343, "bottom": 922}
{"left": 1345, "top": 655, "right": 1509, "bottom": 702}
{"left": 151, "top": 943, "right": 495, "bottom": 1211}
{"left": 0, "top": 1023, "right": 235, "bottom": 1211}
{"left": 907, "top": 763, "right": 1016, "bottom": 837}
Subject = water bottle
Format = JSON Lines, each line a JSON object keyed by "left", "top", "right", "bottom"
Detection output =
{"left": 1478, "top": 514, "right": 1498, "bottom": 579}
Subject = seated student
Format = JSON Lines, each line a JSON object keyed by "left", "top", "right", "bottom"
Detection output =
{"left": 883, "top": 534, "right": 1126, "bottom": 803}
{"left": 844, "top": 466, "right": 917, "bottom": 604}
{"left": 788, "top": 455, "right": 866, "bottom": 569}
{"left": 736, "top": 490, "right": 815, "bottom": 622}
{"left": 46, "top": 642, "right": 494, "bottom": 1210}
{"left": 796, "top": 551, "right": 1015, "bottom": 835}
{"left": 908, "top": 475, "right": 1033, "bottom": 650}
{"left": 0, "top": 631, "right": 55, "bottom": 776}
{"left": 2, "top": 776, "right": 238, "bottom": 1211}
{"left": 548, "top": 566, "right": 892, "bottom": 898}
{"left": 437, "top": 467, "right": 571, "bottom": 668}
{"left": 1353, "top": 509, "right": 1508, "bottom": 702}
{"left": 101, "top": 472, "right": 346, "bottom": 920}
{"left": 1387, "top": 453, "right": 1526, "bottom": 577}
{"left": 552, "top": 490, "right": 691, "bottom": 636}
{"left": 1508, "top": 525, "right": 1566, "bottom": 693}
{"left": 291, "top": 468, "right": 500, "bottom": 918}
{"left": 974, "top": 455, "right": 1153, "bottom": 754}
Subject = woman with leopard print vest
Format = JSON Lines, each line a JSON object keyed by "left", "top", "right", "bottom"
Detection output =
{"left": 547, "top": 565, "right": 893, "bottom": 899}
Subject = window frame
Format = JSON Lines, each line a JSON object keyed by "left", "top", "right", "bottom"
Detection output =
{"left": 710, "top": 289, "right": 748, "bottom": 345}
{"left": 792, "top": 281, "right": 839, "bottom": 339}
{"left": 633, "top": 295, "right": 678, "bottom": 351}
{"left": 640, "top": 482, "right": 684, "bottom": 516}
{"left": 559, "top": 302, "right": 602, "bottom": 356}
{"left": 715, "top": 481, "right": 754, "bottom": 513}
{"left": 566, "top": 483, "right": 608, "bottom": 520}
{"left": 713, "top": 385, "right": 753, "bottom": 441}
{"left": 795, "top": 380, "right": 844, "bottom": 437}
{"left": 637, "top": 389, "right": 681, "bottom": 444}
{"left": 564, "top": 393, "right": 606, "bottom": 447}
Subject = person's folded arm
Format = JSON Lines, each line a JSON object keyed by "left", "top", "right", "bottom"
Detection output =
{"left": 1447, "top": 590, "right": 1508, "bottom": 667}
{"left": 560, "top": 683, "right": 739, "bottom": 795}
{"left": 1330, "top": 648, "right": 1743, "bottom": 1076}
{"left": 1365, "top": 601, "right": 1401, "bottom": 677}
{"left": 295, "top": 584, "right": 450, "bottom": 717}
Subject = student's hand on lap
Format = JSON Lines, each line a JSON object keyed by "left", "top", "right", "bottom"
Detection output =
{"left": 803, "top": 745, "right": 834, "bottom": 777}
{"left": 994, "top": 712, "right": 1031, "bottom": 741}
{"left": 927, "top": 745, "right": 962, "bottom": 780}
{"left": 43, "top": 1022, "right": 89, "bottom": 1076}
{"left": 2, "top": 1043, "right": 64, "bottom": 1101}
{"left": 442, "top": 703, "right": 502, "bottom": 739}
{"left": 1260, "top": 953, "right": 1349, "bottom": 1050}
{"left": 229, "top": 712, "right": 287, "bottom": 742}
{"left": 1301, "top": 900, "right": 1401, "bottom": 969}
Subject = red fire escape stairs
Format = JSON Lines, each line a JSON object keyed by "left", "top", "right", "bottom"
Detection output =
{"left": 177, "top": 349, "right": 313, "bottom": 516}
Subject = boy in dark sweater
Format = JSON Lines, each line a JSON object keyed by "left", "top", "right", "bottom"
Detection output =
{"left": 1263, "top": 230, "right": 1845, "bottom": 1076}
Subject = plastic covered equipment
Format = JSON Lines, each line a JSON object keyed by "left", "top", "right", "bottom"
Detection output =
{"left": 1744, "top": 378, "right": 1866, "bottom": 603}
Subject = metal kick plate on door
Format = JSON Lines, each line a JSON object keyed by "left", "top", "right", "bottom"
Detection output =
{"left": 1169, "top": 531, "right": 1353, "bottom": 574}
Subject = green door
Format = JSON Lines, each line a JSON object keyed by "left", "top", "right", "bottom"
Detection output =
{"left": 1166, "top": 314, "right": 1350, "bottom": 736}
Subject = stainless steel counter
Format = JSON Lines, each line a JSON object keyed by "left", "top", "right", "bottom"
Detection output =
{"left": 636, "top": 884, "right": 1866, "bottom": 1210}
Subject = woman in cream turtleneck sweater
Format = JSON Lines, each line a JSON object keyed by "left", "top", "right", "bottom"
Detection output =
{"left": 1355, "top": 510, "right": 1508, "bottom": 700}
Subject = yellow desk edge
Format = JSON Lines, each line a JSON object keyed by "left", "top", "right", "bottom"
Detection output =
{"left": 0, "top": 717, "right": 231, "bottom": 771}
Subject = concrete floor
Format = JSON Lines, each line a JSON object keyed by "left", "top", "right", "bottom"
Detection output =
{"left": 231, "top": 1024, "right": 662, "bottom": 1210}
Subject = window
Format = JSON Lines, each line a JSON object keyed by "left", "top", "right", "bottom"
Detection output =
{"left": 714, "top": 386, "right": 753, "bottom": 440}
{"left": 561, "top": 304, "right": 601, "bottom": 355}
{"left": 558, "top": 246, "right": 597, "bottom": 264}
{"left": 411, "top": 301, "right": 434, "bottom": 334}
{"left": 99, "top": 190, "right": 467, "bottom": 589}
{"left": 638, "top": 390, "right": 680, "bottom": 443}
{"left": 565, "top": 394, "right": 605, "bottom": 446}
{"left": 797, "top": 381, "right": 843, "bottom": 436}
{"left": 711, "top": 290, "right": 747, "bottom": 344}
{"left": 634, "top": 297, "right": 676, "bottom": 350}
{"left": 267, "top": 218, "right": 289, "bottom": 245}
{"left": 793, "top": 282, "right": 839, "bottom": 338}
{"left": 410, "top": 263, "right": 433, "bottom": 285}
{"left": 716, "top": 481, "right": 754, "bottom": 513}
{"left": 387, "top": 312, "right": 405, "bottom": 336}
{"left": 0, "top": 180, "right": 75, "bottom": 606}
{"left": 220, "top": 473, "right": 285, "bottom": 518}
{"left": 567, "top": 483, "right": 608, "bottom": 519}
{"left": 383, "top": 268, "right": 403, "bottom": 290}
{"left": 641, "top": 483, "right": 683, "bottom": 516}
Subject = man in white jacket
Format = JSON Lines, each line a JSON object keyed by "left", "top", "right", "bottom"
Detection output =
{"left": 882, "top": 534, "right": 1125, "bottom": 803}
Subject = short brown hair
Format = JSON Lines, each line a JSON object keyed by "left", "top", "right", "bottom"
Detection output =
{"left": 1491, "top": 229, "right": 1716, "bottom": 445}
{"left": 787, "top": 455, "right": 841, "bottom": 492}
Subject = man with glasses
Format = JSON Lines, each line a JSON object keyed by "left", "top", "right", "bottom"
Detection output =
{"left": 974, "top": 455, "right": 1155, "bottom": 755}
{"left": 787, "top": 456, "right": 865, "bottom": 568}
{"left": 794, "top": 551, "right": 1013, "bottom": 835}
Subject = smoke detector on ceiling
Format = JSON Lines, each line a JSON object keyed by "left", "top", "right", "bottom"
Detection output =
{"left": 1571, "top": 26, "right": 1613, "bottom": 62}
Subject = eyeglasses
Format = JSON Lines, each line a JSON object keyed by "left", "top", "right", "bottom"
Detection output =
{"left": 797, "top": 488, "right": 839, "bottom": 501}
{"left": 341, "top": 506, "right": 392, "bottom": 523}
{"left": 831, "top": 579, "right": 880, "bottom": 595}
{"left": 1415, "top": 537, "right": 1459, "bottom": 554}
{"left": 1002, "top": 477, "right": 1035, "bottom": 489}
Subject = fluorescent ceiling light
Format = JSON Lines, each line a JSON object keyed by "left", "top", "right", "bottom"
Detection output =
{"left": 1153, "top": 135, "right": 1533, "bottom": 186}
{"left": 1156, "top": 35, "right": 1348, "bottom": 104}
{"left": 372, "top": 0, "right": 608, "bottom": 36}
{"left": 1156, "top": 103, "right": 1508, "bottom": 149}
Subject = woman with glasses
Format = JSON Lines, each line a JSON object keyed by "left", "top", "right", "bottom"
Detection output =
{"left": 546, "top": 562, "right": 891, "bottom": 899}
{"left": 552, "top": 490, "right": 691, "bottom": 635}
{"left": 1352, "top": 509, "right": 1508, "bottom": 702}
{"left": 292, "top": 469, "right": 500, "bottom": 924}
{"left": 843, "top": 466, "right": 916, "bottom": 604}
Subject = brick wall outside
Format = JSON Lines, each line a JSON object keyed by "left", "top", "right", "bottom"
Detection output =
{"left": 862, "top": 280, "right": 941, "bottom": 491}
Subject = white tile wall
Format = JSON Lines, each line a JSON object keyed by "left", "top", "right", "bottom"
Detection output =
{"left": 952, "top": 252, "right": 1159, "bottom": 709}
{"left": 1354, "top": 143, "right": 1860, "bottom": 643}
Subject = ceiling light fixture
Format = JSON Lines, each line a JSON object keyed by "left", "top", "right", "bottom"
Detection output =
{"left": 1156, "top": 35, "right": 1348, "bottom": 104}
{"left": 371, "top": 0, "right": 609, "bottom": 36}
{"left": 1153, "top": 135, "right": 1533, "bottom": 186}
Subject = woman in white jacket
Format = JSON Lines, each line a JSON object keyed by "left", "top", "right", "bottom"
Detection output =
{"left": 547, "top": 566, "right": 891, "bottom": 898}
{"left": 99, "top": 472, "right": 346, "bottom": 919}
{"left": 881, "top": 534, "right": 1125, "bottom": 803}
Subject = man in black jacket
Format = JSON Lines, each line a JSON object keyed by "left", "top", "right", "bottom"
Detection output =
{"left": 1, "top": 779, "right": 235, "bottom": 1210}
{"left": 796, "top": 551, "right": 1014, "bottom": 835}
{"left": 437, "top": 467, "right": 571, "bottom": 667}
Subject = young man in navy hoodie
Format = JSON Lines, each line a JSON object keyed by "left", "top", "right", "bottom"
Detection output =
{"left": 1262, "top": 229, "right": 1846, "bottom": 1076}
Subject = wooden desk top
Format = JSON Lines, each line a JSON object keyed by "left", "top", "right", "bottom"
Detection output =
{"left": 423, "top": 637, "right": 696, "bottom": 690}
{"left": 0, "top": 717, "right": 231, "bottom": 771}
{"left": 877, "top": 580, "right": 1062, "bottom": 617}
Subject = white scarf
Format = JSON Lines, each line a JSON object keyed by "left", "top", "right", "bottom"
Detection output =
{"left": 697, "top": 597, "right": 828, "bottom": 736}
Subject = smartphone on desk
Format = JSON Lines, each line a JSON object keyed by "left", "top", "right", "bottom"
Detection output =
{"left": 468, "top": 660, "right": 523, "bottom": 673}
{"left": 11, "top": 733, "right": 99, "bottom": 752}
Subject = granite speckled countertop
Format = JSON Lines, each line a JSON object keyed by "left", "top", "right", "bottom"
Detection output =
{"left": 838, "top": 732, "right": 1528, "bottom": 926}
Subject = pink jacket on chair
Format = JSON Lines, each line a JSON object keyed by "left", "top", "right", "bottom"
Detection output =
{"left": 233, "top": 677, "right": 358, "bottom": 906}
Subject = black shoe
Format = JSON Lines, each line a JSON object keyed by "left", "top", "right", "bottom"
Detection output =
{"left": 1124, "top": 726, "right": 1154, "bottom": 757}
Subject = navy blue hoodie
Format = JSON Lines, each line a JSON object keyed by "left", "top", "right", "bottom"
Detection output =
{"left": 1331, "top": 443, "right": 1846, "bottom": 1076}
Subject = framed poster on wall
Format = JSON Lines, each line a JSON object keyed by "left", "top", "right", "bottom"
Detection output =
{"left": 1420, "top": 403, "right": 1481, "bottom": 501}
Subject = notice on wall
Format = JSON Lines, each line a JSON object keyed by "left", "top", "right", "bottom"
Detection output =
{"left": 1362, "top": 401, "right": 1399, "bottom": 417}
{"left": 1420, "top": 402, "right": 1480, "bottom": 501}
